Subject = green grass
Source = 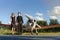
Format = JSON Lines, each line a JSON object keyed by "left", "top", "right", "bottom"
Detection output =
{"left": 0, "top": 26, "right": 17, "bottom": 35}
{"left": 22, "top": 32, "right": 60, "bottom": 36}
{"left": 0, "top": 26, "right": 60, "bottom": 36}
{"left": 0, "top": 28, "right": 60, "bottom": 36}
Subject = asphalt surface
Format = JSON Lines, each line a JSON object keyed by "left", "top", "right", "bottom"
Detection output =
{"left": 0, "top": 35, "right": 60, "bottom": 40}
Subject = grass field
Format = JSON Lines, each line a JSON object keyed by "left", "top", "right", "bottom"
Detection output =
{"left": 0, "top": 28, "right": 60, "bottom": 36}
{"left": 0, "top": 26, "right": 60, "bottom": 36}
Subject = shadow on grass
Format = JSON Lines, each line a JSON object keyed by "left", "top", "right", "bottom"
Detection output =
{"left": 4, "top": 33, "right": 19, "bottom": 35}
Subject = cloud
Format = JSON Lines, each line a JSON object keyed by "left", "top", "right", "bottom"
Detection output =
{"left": 52, "top": 6, "right": 60, "bottom": 15}
{"left": 48, "top": 6, "right": 60, "bottom": 23}
{"left": 8, "top": 22, "right": 11, "bottom": 24}
{"left": 48, "top": 6, "right": 60, "bottom": 16}
{"left": 50, "top": 16, "right": 57, "bottom": 19}
{"left": 35, "top": 17, "right": 45, "bottom": 21}
{"left": 35, "top": 12, "right": 45, "bottom": 21}
{"left": 36, "top": 12, "right": 43, "bottom": 17}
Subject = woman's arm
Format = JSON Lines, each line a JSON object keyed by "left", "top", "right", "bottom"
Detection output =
{"left": 10, "top": 16, "right": 12, "bottom": 23}
{"left": 21, "top": 16, "right": 24, "bottom": 23}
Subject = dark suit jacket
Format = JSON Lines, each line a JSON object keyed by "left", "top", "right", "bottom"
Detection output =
{"left": 17, "top": 16, "right": 23, "bottom": 24}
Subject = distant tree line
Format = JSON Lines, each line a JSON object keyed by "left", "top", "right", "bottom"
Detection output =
{"left": 0, "top": 21, "right": 2, "bottom": 24}
{"left": 0, "top": 18, "right": 59, "bottom": 26}
{"left": 49, "top": 19, "right": 59, "bottom": 25}
{"left": 37, "top": 20, "right": 48, "bottom": 26}
{"left": 37, "top": 19, "right": 59, "bottom": 26}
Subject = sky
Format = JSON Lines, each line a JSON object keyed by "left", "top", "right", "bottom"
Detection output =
{"left": 0, "top": 0, "right": 60, "bottom": 24}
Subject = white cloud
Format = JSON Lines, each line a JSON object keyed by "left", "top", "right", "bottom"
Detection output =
{"left": 50, "top": 16, "right": 57, "bottom": 19}
{"left": 35, "top": 17, "right": 45, "bottom": 21}
{"left": 48, "top": 6, "right": 60, "bottom": 16}
{"left": 35, "top": 12, "right": 45, "bottom": 21}
{"left": 53, "top": 6, "right": 60, "bottom": 15}
{"left": 36, "top": 12, "right": 43, "bottom": 17}
{"left": 48, "top": 6, "right": 60, "bottom": 23}
{"left": 8, "top": 22, "right": 11, "bottom": 24}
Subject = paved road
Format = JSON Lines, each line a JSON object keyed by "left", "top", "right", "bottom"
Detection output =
{"left": 0, "top": 35, "right": 60, "bottom": 40}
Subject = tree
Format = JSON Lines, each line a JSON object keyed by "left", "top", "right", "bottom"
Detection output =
{"left": 0, "top": 21, "right": 2, "bottom": 26}
{"left": 0, "top": 21, "right": 2, "bottom": 24}
{"left": 37, "top": 20, "right": 48, "bottom": 26}
{"left": 49, "top": 19, "right": 59, "bottom": 25}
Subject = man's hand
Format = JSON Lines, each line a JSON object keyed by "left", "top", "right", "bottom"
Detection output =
{"left": 16, "top": 23, "right": 18, "bottom": 25}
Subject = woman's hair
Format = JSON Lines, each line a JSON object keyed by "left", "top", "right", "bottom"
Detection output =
{"left": 11, "top": 12, "right": 15, "bottom": 17}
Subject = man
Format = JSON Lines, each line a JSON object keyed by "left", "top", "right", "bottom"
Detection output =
{"left": 17, "top": 12, "right": 23, "bottom": 35}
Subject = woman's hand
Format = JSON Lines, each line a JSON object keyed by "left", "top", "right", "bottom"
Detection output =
{"left": 16, "top": 23, "right": 18, "bottom": 26}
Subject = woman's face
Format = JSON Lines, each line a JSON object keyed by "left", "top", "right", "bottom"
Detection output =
{"left": 13, "top": 14, "right": 14, "bottom": 16}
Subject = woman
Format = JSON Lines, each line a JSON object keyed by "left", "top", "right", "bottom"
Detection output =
{"left": 10, "top": 12, "right": 16, "bottom": 35}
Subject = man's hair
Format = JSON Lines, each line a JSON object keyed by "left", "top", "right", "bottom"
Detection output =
{"left": 18, "top": 11, "right": 21, "bottom": 14}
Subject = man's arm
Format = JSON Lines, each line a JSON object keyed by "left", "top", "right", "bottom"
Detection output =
{"left": 21, "top": 16, "right": 24, "bottom": 23}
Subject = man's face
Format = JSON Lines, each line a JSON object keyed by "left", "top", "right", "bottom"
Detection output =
{"left": 18, "top": 13, "right": 21, "bottom": 16}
